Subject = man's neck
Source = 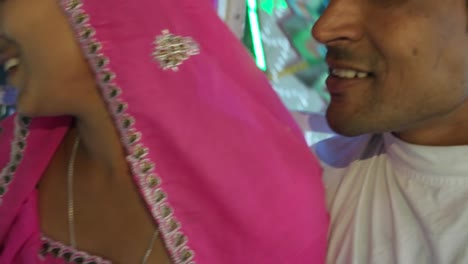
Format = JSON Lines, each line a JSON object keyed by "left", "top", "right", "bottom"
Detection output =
{"left": 394, "top": 100, "right": 468, "bottom": 146}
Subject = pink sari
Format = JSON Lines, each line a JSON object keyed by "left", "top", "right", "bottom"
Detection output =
{"left": 0, "top": 0, "right": 328, "bottom": 263}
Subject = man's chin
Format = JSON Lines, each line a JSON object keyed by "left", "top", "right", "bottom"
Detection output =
{"left": 326, "top": 113, "right": 369, "bottom": 138}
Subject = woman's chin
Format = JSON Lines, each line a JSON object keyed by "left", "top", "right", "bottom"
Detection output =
{"left": 15, "top": 100, "right": 56, "bottom": 118}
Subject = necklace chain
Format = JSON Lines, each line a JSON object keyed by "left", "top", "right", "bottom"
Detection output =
{"left": 67, "top": 136, "right": 80, "bottom": 248}
{"left": 67, "top": 136, "right": 159, "bottom": 264}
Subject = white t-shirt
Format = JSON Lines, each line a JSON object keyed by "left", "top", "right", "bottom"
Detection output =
{"left": 310, "top": 116, "right": 468, "bottom": 264}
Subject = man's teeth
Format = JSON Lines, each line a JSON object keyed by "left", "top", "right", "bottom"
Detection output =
{"left": 4, "top": 58, "right": 20, "bottom": 72}
{"left": 331, "top": 69, "right": 369, "bottom": 79}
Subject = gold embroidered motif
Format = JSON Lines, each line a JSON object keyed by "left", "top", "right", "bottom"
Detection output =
{"left": 153, "top": 30, "right": 200, "bottom": 71}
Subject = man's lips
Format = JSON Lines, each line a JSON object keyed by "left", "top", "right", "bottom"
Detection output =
{"left": 326, "top": 68, "right": 375, "bottom": 95}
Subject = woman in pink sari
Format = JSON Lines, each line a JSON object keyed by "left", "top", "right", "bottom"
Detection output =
{"left": 0, "top": 0, "right": 328, "bottom": 263}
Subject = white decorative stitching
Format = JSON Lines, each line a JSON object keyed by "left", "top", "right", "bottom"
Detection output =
{"left": 40, "top": 236, "right": 111, "bottom": 264}
{"left": 0, "top": 116, "right": 31, "bottom": 204}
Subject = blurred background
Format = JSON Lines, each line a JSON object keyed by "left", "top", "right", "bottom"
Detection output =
{"left": 239, "top": 0, "right": 329, "bottom": 113}
{"left": 0, "top": 0, "right": 329, "bottom": 122}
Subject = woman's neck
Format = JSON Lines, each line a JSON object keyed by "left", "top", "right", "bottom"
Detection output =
{"left": 70, "top": 100, "right": 129, "bottom": 181}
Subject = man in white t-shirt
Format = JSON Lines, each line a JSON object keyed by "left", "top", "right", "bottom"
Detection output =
{"left": 307, "top": 0, "right": 468, "bottom": 263}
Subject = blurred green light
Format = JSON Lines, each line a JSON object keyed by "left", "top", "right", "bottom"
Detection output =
{"left": 247, "top": 0, "right": 267, "bottom": 71}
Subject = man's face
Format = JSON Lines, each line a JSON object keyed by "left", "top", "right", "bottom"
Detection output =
{"left": 312, "top": 0, "right": 468, "bottom": 137}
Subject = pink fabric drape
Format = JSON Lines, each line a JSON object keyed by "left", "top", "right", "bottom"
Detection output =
{"left": 0, "top": 0, "right": 328, "bottom": 263}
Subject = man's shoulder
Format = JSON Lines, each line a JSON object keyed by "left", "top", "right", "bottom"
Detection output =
{"left": 313, "top": 134, "right": 379, "bottom": 167}
{"left": 317, "top": 132, "right": 383, "bottom": 167}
